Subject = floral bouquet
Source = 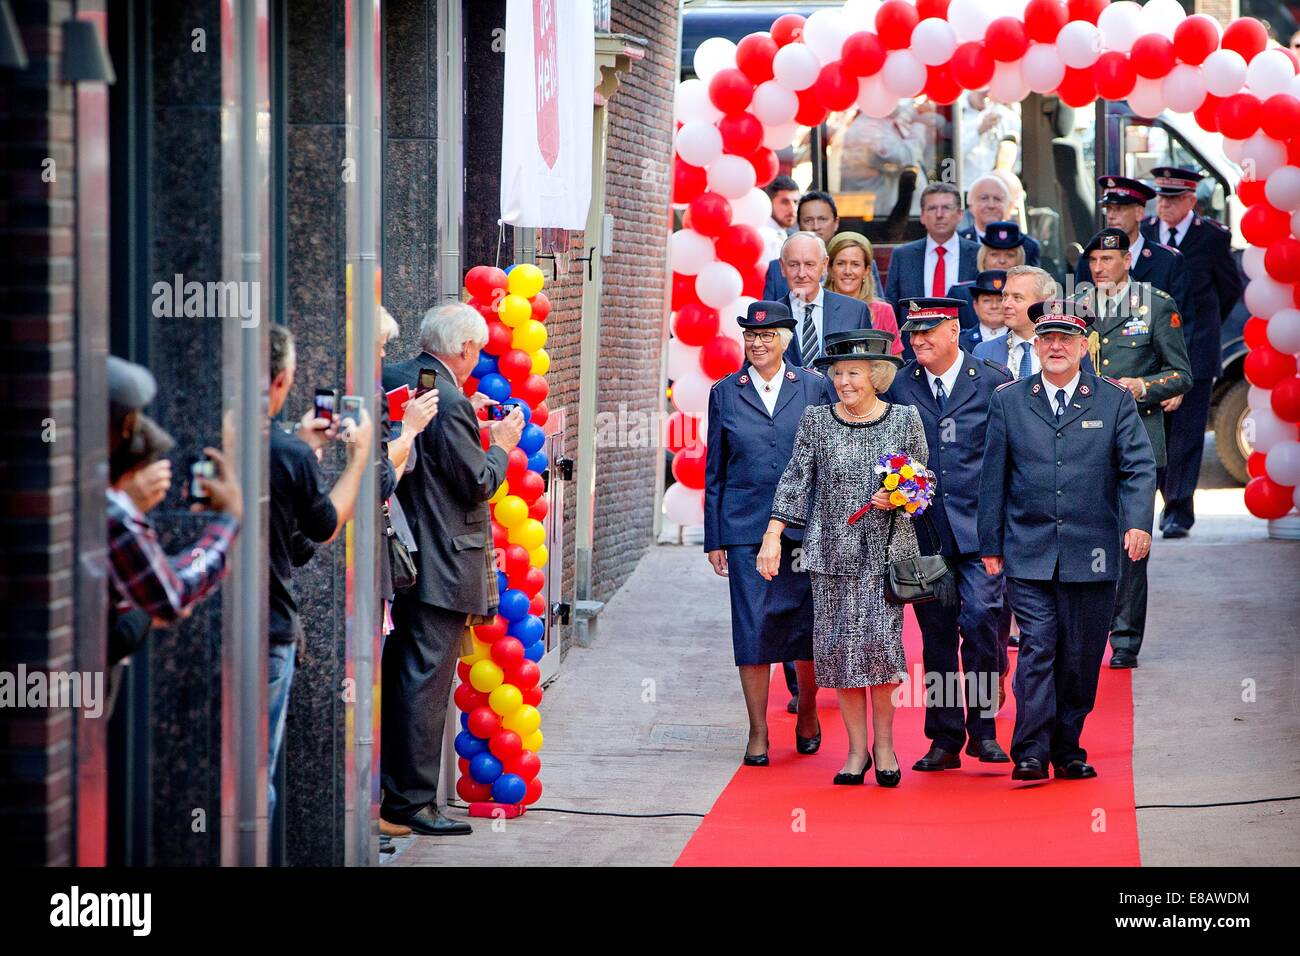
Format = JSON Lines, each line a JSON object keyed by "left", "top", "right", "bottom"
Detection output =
{"left": 847, "top": 453, "right": 936, "bottom": 525}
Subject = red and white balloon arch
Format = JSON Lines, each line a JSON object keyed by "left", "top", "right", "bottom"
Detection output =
{"left": 662, "top": 0, "right": 1300, "bottom": 527}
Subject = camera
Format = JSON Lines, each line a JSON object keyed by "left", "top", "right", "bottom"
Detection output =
{"left": 490, "top": 400, "right": 519, "bottom": 421}
{"left": 314, "top": 388, "right": 338, "bottom": 422}
{"left": 415, "top": 367, "right": 437, "bottom": 395}
{"left": 340, "top": 395, "right": 363, "bottom": 425}
{"left": 189, "top": 457, "right": 215, "bottom": 503}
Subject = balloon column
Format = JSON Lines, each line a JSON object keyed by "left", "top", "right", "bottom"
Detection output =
{"left": 675, "top": 1, "right": 1299, "bottom": 520}
{"left": 452, "top": 263, "right": 550, "bottom": 811}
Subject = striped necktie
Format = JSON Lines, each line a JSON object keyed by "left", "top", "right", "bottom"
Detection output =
{"left": 801, "top": 303, "right": 817, "bottom": 360}
{"left": 1017, "top": 340, "right": 1033, "bottom": 380}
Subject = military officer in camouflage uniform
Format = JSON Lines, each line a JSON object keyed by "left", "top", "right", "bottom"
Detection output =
{"left": 1072, "top": 228, "right": 1191, "bottom": 668}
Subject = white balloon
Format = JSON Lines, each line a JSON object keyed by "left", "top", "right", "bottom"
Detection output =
{"left": 772, "top": 43, "right": 821, "bottom": 91}
{"left": 751, "top": 80, "right": 799, "bottom": 126}
{"left": 1223, "top": 136, "right": 1246, "bottom": 165}
{"left": 1139, "top": 0, "right": 1186, "bottom": 41}
{"left": 1057, "top": 22, "right": 1103, "bottom": 70}
{"left": 729, "top": 188, "right": 772, "bottom": 229}
{"left": 881, "top": 50, "right": 926, "bottom": 99}
{"left": 1294, "top": 483, "right": 1300, "bottom": 512}
{"left": 707, "top": 154, "right": 757, "bottom": 200}
{"left": 1267, "top": 308, "right": 1300, "bottom": 353}
{"left": 843, "top": 0, "right": 884, "bottom": 28}
{"left": 762, "top": 121, "right": 800, "bottom": 151}
{"left": 1247, "top": 403, "right": 1298, "bottom": 453}
{"left": 989, "top": 60, "right": 1028, "bottom": 105}
{"left": 693, "top": 37, "right": 737, "bottom": 83}
{"left": 1203, "top": 49, "right": 1248, "bottom": 98}
{"left": 670, "top": 371, "right": 711, "bottom": 417}
{"left": 1128, "top": 77, "right": 1166, "bottom": 119}
{"left": 1249, "top": 385, "right": 1273, "bottom": 412}
{"left": 913, "top": 18, "right": 958, "bottom": 67}
{"left": 1291, "top": 208, "right": 1300, "bottom": 237}
{"left": 1097, "top": 1, "right": 1144, "bottom": 54}
{"left": 1266, "top": 166, "right": 1300, "bottom": 211}
{"left": 1245, "top": 275, "right": 1295, "bottom": 319}
{"left": 1243, "top": 132, "right": 1288, "bottom": 180}
{"left": 717, "top": 296, "right": 756, "bottom": 345}
{"left": 675, "top": 78, "right": 722, "bottom": 125}
{"left": 695, "top": 261, "right": 744, "bottom": 309}
{"left": 662, "top": 481, "right": 705, "bottom": 525}
{"left": 948, "top": 0, "right": 993, "bottom": 44}
{"left": 1242, "top": 244, "right": 1268, "bottom": 280}
{"left": 1246, "top": 49, "right": 1297, "bottom": 100}
{"left": 1163, "top": 64, "right": 1207, "bottom": 114}
{"left": 857, "top": 76, "right": 899, "bottom": 119}
{"left": 1266, "top": 439, "right": 1300, "bottom": 485}
{"left": 1023, "top": 43, "right": 1066, "bottom": 94}
{"left": 1289, "top": 74, "right": 1300, "bottom": 99}
{"left": 803, "top": 8, "right": 850, "bottom": 65}
{"left": 675, "top": 122, "right": 723, "bottom": 168}
{"left": 669, "top": 229, "right": 716, "bottom": 276}
{"left": 666, "top": 337, "right": 702, "bottom": 381}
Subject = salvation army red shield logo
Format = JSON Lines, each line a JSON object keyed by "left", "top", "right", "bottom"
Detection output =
{"left": 534, "top": 0, "right": 560, "bottom": 169}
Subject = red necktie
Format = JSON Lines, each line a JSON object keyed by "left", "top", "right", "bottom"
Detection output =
{"left": 931, "top": 245, "right": 946, "bottom": 297}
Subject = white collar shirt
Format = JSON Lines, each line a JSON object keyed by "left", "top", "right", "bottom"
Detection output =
{"left": 924, "top": 234, "right": 961, "bottom": 297}
{"left": 924, "top": 351, "right": 965, "bottom": 406}
{"left": 1007, "top": 331, "right": 1040, "bottom": 379}
{"left": 750, "top": 361, "right": 787, "bottom": 415}
{"left": 1046, "top": 369, "right": 1083, "bottom": 413}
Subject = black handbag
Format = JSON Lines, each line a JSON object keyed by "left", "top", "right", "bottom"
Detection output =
{"left": 383, "top": 500, "right": 417, "bottom": 593}
{"left": 882, "top": 509, "right": 955, "bottom": 607}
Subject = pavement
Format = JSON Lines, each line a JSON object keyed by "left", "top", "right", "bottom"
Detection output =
{"left": 389, "top": 438, "right": 1300, "bottom": 867}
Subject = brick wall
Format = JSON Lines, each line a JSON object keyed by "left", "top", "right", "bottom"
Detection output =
{"left": 0, "top": 0, "right": 78, "bottom": 866}
{"left": 1197, "top": 0, "right": 1239, "bottom": 27}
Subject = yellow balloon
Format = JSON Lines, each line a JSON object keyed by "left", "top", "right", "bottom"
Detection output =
{"left": 494, "top": 494, "right": 528, "bottom": 529}
{"left": 503, "top": 704, "right": 541, "bottom": 737}
{"left": 512, "top": 319, "right": 547, "bottom": 353}
{"left": 522, "top": 730, "right": 544, "bottom": 752}
{"left": 489, "top": 480, "right": 509, "bottom": 504}
{"left": 531, "top": 347, "right": 551, "bottom": 376}
{"left": 507, "top": 263, "right": 545, "bottom": 298}
{"left": 507, "top": 518, "right": 546, "bottom": 551}
{"left": 529, "top": 544, "right": 549, "bottom": 568}
{"left": 489, "top": 683, "right": 523, "bottom": 717}
{"left": 469, "top": 659, "right": 504, "bottom": 693}
{"left": 499, "top": 293, "right": 532, "bottom": 328}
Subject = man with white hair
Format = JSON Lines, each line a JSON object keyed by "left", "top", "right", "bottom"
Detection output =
{"left": 958, "top": 175, "right": 1041, "bottom": 267}
{"left": 380, "top": 302, "right": 524, "bottom": 836}
{"left": 778, "top": 231, "right": 872, "bottom": 369}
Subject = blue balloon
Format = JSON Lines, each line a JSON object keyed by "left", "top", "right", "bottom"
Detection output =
{"left": 492, "top": 772, "right": 527, "bottom": 804}
{"left": 454, "top": 730, "right": 489, "bottom": 760}
{"left": 472, "top": 352, "right": 499, "bottom": 380}
{"left": 496, "top": 570, "right": 508, "bottom": 594}
{"left": 523, "top": 639, "right": 545, "bottom": 662}
{"left": 518, "top": 423, "right": 546, "bottom": 456}
{"left": 500, "top": 397, "right": 532, "bottom": 425}
{"left": 499, "top": 588, "right": 531, "bottom": 623}
{"left": 469, "top": 752, "right": 503, "bottom": 785}
{"left": 460, "top": 712, "right": 470, "bottom": 731}
{"left": 527, "top": 449, "right": 549, "bottom": 474}
{"left": 478, "top": 372, "right": 512, "bottom": 404}
{"left": 504, "top": 264, "right": 517, "bottom": 274}
{"left": 508, "top": 614, "right": 545, "bottom": 646}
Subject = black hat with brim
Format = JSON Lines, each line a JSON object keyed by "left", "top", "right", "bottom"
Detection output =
{"left": 897, "top": 296, "right": 963, "bottom": 333}
{"left": 737, "top": 299, "right": 796, "bottom": 331}
{"left": 1097, "top": 175, "right": 1156, "bottom": 206}
{"left": 812, "top": 328, "right": 905, "bottom": 368}
{"left": 980, "top": 221, "right": 1024, "bottom": 249}
{"left": 1150, "top": 166, "right": 1202, "bottom": 197}
{"left": 1030, "top": 298, "right": 1094, "bottom": 335}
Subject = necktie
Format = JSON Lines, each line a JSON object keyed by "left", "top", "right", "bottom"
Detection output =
{"left": 801, "top": 303, "right": 817, "bottom": 360}
{"left": 931, "top": 245, "right": 947, "bottom": 297}
{"left": 934, "top": 378, "right": 947, "bottom": 410}
{"left": 1017, "top": 340, "right": 1032, "bottom": 380}
{"left": 1055, "top": 389, "right": 1067, "bottom": 420}
{"left": 1165, "top": 227, "right": 1179, "bottom": 248}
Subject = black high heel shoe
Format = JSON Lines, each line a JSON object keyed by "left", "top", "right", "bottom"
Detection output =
{"left": 795, "top": 720, "right": 822, "bottom": 755}
{"left": 832, "top": 751, "right": 872, "bottom": 785}
{"left": 742, "top": 752, "right": 769, "bottom": 767}
{"left": 874, "top": 750, "right": 901, "bottom": 788}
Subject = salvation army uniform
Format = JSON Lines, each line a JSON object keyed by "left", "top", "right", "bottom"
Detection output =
{"left": 883, "top": 297, "right": 1012, "bottom": 767}
{"left": 953, "top": 270, "right": 1009, "bottom": 353}
{"left": 704, "top": 302, "right": 830, "bottom": 671}
{"left": 958, "top": 221, "right": 1041, "bottom": 267}
{"left": 978, "top": 304, "right": 1156, "bottom": 779}
{"left": 1142, "top": 166, "right": 1245, "bottom": 537}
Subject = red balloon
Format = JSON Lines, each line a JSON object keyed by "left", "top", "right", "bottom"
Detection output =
{"left": 478, "top": 614, "right": 509, "bottom": 643}
{"left": 454, "top": 682, "right": 489, "bottom": 713}
{"left": 515, "top": 469, "right": 545, "bottom": 505}
{"left": 499, "top": 348, "right": 534, "bottom": 385}
{"left": 516, "top": 373, "right": 550, "bottom": 408}
{"left": 1247, "top": 451, "right": 1268, "bottom": 478}
{"left": 506, "top": 660, "right": 541, "bottom": 691}
{"left": 736, "top": 32, "right": 778, "bottom": 84}
{"left": 1245, "top": 342, "right": 1299, "bottom": 388}
{"left": 489, "top": 729, "right": 523, "bottom": 764}
{"left": 876, "top": 1, "right": 918, "bottom": 50}
{"left": 1192, "top": 93, "right": 1222, "bottom": 133}
{"left": 1221, "top": 18, "right": 1268, "bottom": 63}
{"left": 708, "top": 68, "right": 754, "bottom": 114}
{"left": 1066, "top": 0, "right": 1108, "bottom": 24}
{"left": 1216, "top": 93, "right": 1261, "bottom": 140}
{"left": 1058, "top": 66, "right": 1097, "bottom": 108}
{"left": 479, "top": 425, "right": 491, "bottom": 452}
{"left": 490, "top": 637, "right": 525, "bottom": 671}
{"left": 1241, "top": 202, "right": 1290, "bottom": 247}
{"left": 1024, "top": 0, "right": 1068, "bottom": 43}
{"left": 672, "top": 159, "right": 708, "bottom": 205}
{"left": 457, "top": 776, "right": 493, "bottom": 803}
{"left": 476, "top": 405, "right": 489, "bottom": 423}
{"left": 456, "top": 660, "right": 472, "bottom": 683}
{"left": 1266, "top": 238, "right": 1300, "bottom": 283}
{"left": 715, "top": 224, "right": 765, "bottom": 271}
{"left": 814, "top": 61, "right": 859, "bottom": 112}
{"left": 521, "top": 565, "right": 546, "bottom": 598}
{"left": 503, "top": 543, "right": 530, "bottom": 582}
{"left": 795, "top": 86, "right": 829, "bottom": 127}
{"left": 468, "top": 706, "right": 501, "bottom": 739}
{"left": 689, "top": 191, "right": 733, "bottom": 239}
{"left": 770, "top": 14, "right": 805, "bottom": 47}
{"left": 742, "top": 263, "right": 767, "bottom": 298}
{"left": 1237, "top": 176, "right": 1266, "bottom": 206}
{"left": 699, "top": 336, "right": 744, "bottom": 380}
{"left": 1244, "top": 475, "right": 1296, "bottom": 519}
{"left": 925, "top": 64, "right": 962, "bottom": 105}
{"left": 671, "top": 272, "right": 699, "bottom": 311}
{"left": 527, "top": 495, "right": 548, "bottom": 522}
{"left": 458, "top": 757, "right": 469, "bottom": 775}
{"left": 672, "top": 301, "right": 720, "bottom": 346}
{"left": 462, "top": 376, "right": 479, "bottom": 399}
{"left": 841, "top": 31, "right": 886, "bottom": 77}
{"left": 745, "top": 146, "right": 779, "bottom": 188}
{"left": 664, "top": 409, "right": 705, "bottom": 453}
{"left": 528, "top": 593, "right": 545, "bottom": 617}
{"left": 1131, "top": 34, "right": 1175, "bottom": 80}
{"left": 506, "top": 447, "right": 529, "bottom": 483}
{"left": 522, "top": 685, "right": 543, "bottom": 707}
{"left": 530, "top": 290, "right": 550, "bottom": 322}
{"left": 1174, "top": 15, "right": 1221, "bottom": 66}
{"left": 672, "top": 444, "right": 708, "bottom": 490}
{"left": 505, "top": 749, "right": 541, "bottom": 781}
{"left": 719, "top": 111, "right": 764, "bottom": 155}
{"left": 1261, "top": 95, "right": 1300, "bottom": 142}
{"left": 1243, "top": 316, "right": 1269, "bottom": 350}
{"left": 1093, "top": 52, "right": 1136, "bottom": 101}
{"left": 465, "top": 265, "right": 508, "bottom": 302}
{"left": 1272, "top": 375, "right": 1300, "bottom": 422}
{"left": 985, "top": 17, "right": 1028, "bottom": 62}
{"left": 531, "top": 401, "right": 549, "bottom": 429}
{"left": 485, "top": 318, "right": 513, "bottom": 356}
{"left": 951, "top": 42, "right": 995, "bottom": 90}
{"left": 916, "top": 0, "right": 950, "bottom": 17}
{"left": 523, "top": 777, "right": 543, "bottom": 805}
{"left": 491, "top": 520, "right": 508, "bottom": 551}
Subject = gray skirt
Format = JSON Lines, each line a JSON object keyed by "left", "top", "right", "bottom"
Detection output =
{"left": 808, "top": 570, "right": 907, "bottom": 689}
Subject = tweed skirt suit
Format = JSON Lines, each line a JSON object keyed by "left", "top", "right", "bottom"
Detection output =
{"left": 770, "top": 402, "right": 928, "bottom": 688}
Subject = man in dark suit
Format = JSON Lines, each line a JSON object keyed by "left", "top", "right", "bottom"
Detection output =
{"left": 1143, "top": 167, "right": 1244, "bottom": 538}
{"left": 778, "top": 231, "right": 874, "bottom": 368}
{"left": 883, "top": 297, "right": 1012, "bottom": 770}
{"left": 959, "top": 174, "right": 1042, "bottom": 267}
{"left": 979, "top": 300, "right": 1156, "bottom": 781}
{"left": 763, "top": 190, "right": 882, "bottom": 301}
{"left": 883, "top": 183, "right": 980, "bottom": 359}
{"left": 381, "top": 302, "right": 524, "bottom": 835}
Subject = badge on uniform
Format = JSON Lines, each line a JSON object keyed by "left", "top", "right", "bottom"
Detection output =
{"left": 1079, "top": 384, "right": 1091, "bottom": 396}
{"left": 1170, "top": 312, "right": 1182, "bottom": 328}
{"left": 1121, "top": 317, "right": 1149, "bottom": 336}
{"left": 1082, "top": 420, "right": 1104, "bottom": 429}
{"left": 1032, "top": 383, "right": 1041, "bottom": 394}
{"left": 786, "top": 370, "right": 797, "bottom": 381}
{"left": 738, "top": 374, "right": 750, "bottom": 385}
{"left": 1142, "top": 248, "right": 1151, "bottom": 258}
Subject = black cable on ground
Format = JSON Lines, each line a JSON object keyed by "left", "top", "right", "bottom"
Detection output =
{"left": 1135, "top": 794, "right": 1300, "bottom": 810}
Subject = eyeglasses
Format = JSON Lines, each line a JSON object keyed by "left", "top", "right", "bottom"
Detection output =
{"left": 742, "top": 330, "right": 779, "bottom": 343}
{"left": 924, "top": 204, "right": 959, "bottom": 215}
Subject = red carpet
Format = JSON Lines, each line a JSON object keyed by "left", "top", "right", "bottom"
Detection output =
{"left": 675, "top": 610, "right": 1140, "bottom": 866}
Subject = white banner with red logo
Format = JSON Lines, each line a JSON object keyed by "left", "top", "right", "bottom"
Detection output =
{"left": 500, "top": 0, "right": 595, "bottom": 229}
